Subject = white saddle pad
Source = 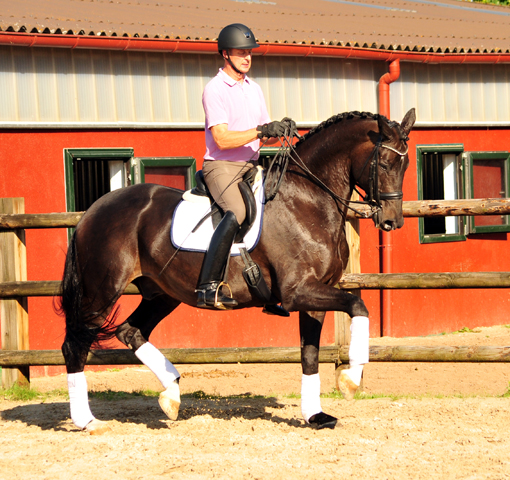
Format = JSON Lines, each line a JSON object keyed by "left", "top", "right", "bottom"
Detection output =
{"left": 171, "top": 169, "right": 265, "bottom": 255}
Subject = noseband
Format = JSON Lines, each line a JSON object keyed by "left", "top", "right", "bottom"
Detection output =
{"left": 354, "top": 139, "right": 409, "bottom": 218}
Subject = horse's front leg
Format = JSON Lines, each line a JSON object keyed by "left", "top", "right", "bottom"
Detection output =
{"left": 299, "top": 311, "right": 337, "bottom": 429}
{"left": 291, "top": 282, "right": 370, "bottom": 402}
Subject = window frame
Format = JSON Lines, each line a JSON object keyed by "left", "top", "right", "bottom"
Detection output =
{"left": 463, "top": 151, "right": 510, "bottom": 234}
{"left": 131, "top": 157, "right": 196, "bottom": 190}
{"left": 64, "top": 147, "right": 134, "bottom": 213}
{"left": 259, "top": 147, "right": 284, "bottom": 169}
{"left": 416, "top": 144, "right": 466, "bottom": 244}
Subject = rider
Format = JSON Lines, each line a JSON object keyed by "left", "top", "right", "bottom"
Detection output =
{"left": 196, "top": 23, "right": 292, "bottom": 310}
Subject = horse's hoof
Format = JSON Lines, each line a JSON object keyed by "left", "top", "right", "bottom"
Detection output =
{"left": 337, "top": 371, "right": 359, "bottom": 401}
{"left": 308, "top": 412, "right": 338, "bottom": 430}
{"left": 159, "top": 382, "right": 181, "bottom": 421}
{"left": 85, "top": 419, "right": 111, "bottom": 435}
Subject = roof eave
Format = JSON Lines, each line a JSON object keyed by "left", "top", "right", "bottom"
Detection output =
{"left": 1, "top": 32, "right": 509, "bottom": 64}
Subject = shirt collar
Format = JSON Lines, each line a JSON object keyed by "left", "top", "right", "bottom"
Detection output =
{"left": 218, "top": 68, "right": 251, "bottom": 87}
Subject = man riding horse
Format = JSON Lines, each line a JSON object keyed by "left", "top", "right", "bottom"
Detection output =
{"left": 197, "top": 23, "right": 295, "bottom": 310}
{"left": 59, "top": 20, "right": 416, "bottom": 433}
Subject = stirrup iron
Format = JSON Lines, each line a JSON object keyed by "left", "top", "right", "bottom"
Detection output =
{"left": 211, "top": 281, "right": 233, "bottom": 310}
{"left": 196, "top": 281, "right": 236, "bottom": 310}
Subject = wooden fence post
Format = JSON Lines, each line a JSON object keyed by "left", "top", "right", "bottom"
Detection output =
{"left": 334, "top": 192, "right": 363, "bottom": 393}
{"left": 0, "top": 198, "right": 30, "bottom": 387}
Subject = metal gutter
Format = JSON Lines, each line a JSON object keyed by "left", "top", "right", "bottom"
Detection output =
{"left": 1, "top": 32, "right": 510, "bottom": 64}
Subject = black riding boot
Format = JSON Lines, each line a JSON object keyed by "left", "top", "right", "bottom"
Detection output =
{"left": 196, "top": 211, "right": 240, "bottom": 310}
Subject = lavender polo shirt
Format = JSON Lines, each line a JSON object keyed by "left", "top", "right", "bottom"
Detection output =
{"left": 202, "top": 68, "right": 271, "bottom": 162}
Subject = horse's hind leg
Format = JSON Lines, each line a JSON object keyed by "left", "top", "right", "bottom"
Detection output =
{"left": 62, "top": 330, "right": 111, "bottom": 435}
{"left": 115, "top": 295, "right": 182, "bottom": 421}
{"left": 299, "top": 311, "right": 337, "bottom": 429}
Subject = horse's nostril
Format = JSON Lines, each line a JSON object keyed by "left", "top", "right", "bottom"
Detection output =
{"left": 383, "top": 221, "right": 394, "bottom": 231}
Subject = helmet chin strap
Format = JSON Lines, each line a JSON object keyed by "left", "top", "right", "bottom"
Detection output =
{"left": 224, "top": 50, "right": 244, "bottom": 76}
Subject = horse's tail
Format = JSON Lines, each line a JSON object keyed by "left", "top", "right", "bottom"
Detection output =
{"left": 56, "top": 232, "right": 119, "bottom": 348}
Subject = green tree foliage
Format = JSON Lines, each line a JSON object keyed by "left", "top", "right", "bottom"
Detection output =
{"left": 472, "top": 0, "right": 510, "bottom": 6}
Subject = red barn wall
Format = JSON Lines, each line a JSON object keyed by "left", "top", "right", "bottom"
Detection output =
{"left": 1, "top": 126, "right": 509, "bottom": 373}
{"left": 0, "top": 129, "right": 335, "bottom": 376}
{"left": 360, "top": 127, "right": 510, "bottom": 338}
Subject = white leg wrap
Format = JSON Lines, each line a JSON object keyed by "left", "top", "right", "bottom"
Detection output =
{"left": 135, "top": 342, "right": 180, "bottom": 389}
{"left": 340, "top": 316, "right": 370, "bottom": 388}
{"left": 349, "top": 316, "right": 370, "bottom": 366}
{"left": 301, "top": 373, "right": 322, "bottom": 423}
{"left": 67, "top": 372, "right": 95, "bottom": 429}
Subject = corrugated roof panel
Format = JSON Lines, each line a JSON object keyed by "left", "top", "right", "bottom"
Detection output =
{"left": 455, "top": 66, "right": 472, "bottom": 122}
{"left": 0, "top": 53, "right": 17, "bottom": 121}
{"left": 12, "top": 47, "right": 38, "bottom": 122}
{"left": 73, "top": 50, "right": 97, "bottom": 122}
{"left": 0, "top": 46, "right": 381, "bottom": 126}
{"left": 3, "top": 45, "right": 509, "bottom": 128}
{"left": 111, "top": 51, "right": 136, "bottom": 122}
{"left": 32, "top": 48, "right": 57, "bottom": 122}
{"left": 3, "top": 0, "right": 509, "bottom": 54}
{"left": 494, "top": 67, "right": 510, "bottom": 122}
{"left": 94, "top": 52, "right": 116, "bottom": 122}
{"left": 468, "top": 65, "right": 484, "bottom": 121}
{"left": 166, "top": 54, "right": 191, "bottom": 123}
{"left": 53, "top": 49, "right": 79, "bottom": 122}
{"left": 313, "top": 59, "right": 333, "bottom": 121}
{"left": 391, "top": 62, "right": 510, "bottom": 125}
{"left": 147, "top": 54, "right": 170, "bottom": 123}
{"left": 130, "top": 53, "right": 153, "bottom": 122}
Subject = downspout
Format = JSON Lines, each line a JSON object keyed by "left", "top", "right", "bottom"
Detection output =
{"left": 378, "top": 59, "right": 400, "bottom": 338}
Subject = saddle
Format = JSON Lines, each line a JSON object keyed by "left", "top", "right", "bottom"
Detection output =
{"left": 186, "top": 166, "right": 259, "bottom": 244}
{"left": 183, "top": 166, "right": 289, "bottom": 318}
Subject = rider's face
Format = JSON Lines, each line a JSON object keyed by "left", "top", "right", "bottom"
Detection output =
{"left": 225, "top": 49, "right": 252, "bottom": 74}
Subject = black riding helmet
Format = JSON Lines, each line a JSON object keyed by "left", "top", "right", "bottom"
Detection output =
{"left": 218, "top": 24, "right": 259, "bottom": 75}
{"left": 217, "top": 23, "right": 260, "bottom": 54}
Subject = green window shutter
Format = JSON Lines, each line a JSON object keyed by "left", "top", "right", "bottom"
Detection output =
{"left": 416, "top": 144, "right": 466, "bottom": 244}
{"left": 463, "top": 151, "right": 510, "bottom": 234}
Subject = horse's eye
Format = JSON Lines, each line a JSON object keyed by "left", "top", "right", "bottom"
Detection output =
{"left": 380, "top": 164, "right": 388, "bottom": 171}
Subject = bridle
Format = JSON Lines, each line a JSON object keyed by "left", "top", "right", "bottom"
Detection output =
{"left": 265, "top": 127, "right": 409, "bottom": 220}
{"left": 351, "top": 137, "right": 409, "bottom": 218}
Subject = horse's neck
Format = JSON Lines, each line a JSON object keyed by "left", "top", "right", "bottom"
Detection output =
{"left": 289, "top": 139, "right": 354, "bottom": 202}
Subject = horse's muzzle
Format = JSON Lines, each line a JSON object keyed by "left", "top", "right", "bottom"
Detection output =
{"left": 373, "top": 207, "right": 404, "bottom": 231}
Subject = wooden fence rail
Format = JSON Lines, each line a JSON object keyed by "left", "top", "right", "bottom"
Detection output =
{"left": 351, "top": 198, "right": 510, "bottom": 219}
{"left": 1, "top": 198, "right": 510, "bottom": 230}
{"left": 1, "top": 198, "right": 510, "bottom": 388}
{"left": 2, "top": 345, "right": 510, "bottom": 367}
{"left": 1, "top": 271, "right": 510, "bottom": 300}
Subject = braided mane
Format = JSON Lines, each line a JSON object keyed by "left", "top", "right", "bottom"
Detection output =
{"left": 296, "top": 111, "right": 403, "bottom": 146}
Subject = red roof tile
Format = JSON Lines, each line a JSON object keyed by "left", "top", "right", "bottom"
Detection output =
{"left": 1, "top": 0, "right": 509, "bottom": 53}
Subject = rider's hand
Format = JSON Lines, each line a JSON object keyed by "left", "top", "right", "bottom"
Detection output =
{"left": 256, "top": 120, "right": 287, "bottom": 139}
{"left": 280, "top": 117, "right": 301, "bottom": 139}
{"left": 257, "top": 118, "right": 301, "bottom": 140}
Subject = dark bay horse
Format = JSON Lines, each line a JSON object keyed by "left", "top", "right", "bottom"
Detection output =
{"left": 59, "top": 109, "right": 416, "bottom": 433}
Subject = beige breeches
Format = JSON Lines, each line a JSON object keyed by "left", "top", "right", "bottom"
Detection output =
{"left": 202, "top": 160, "right": 257, "bottom": 224}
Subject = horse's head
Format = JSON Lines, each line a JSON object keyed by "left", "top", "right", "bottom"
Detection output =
{"left": 355, "top": 108, "right": 416, "bottom": 231}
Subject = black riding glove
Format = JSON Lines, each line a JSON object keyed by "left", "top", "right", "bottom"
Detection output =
{"left": 257, "top": 117, "right": 301, "bottom": 140}
{"left": 256, "top": 120, "right": 287, "bottom": 139}
{"left": 280, "top": 117, "right": 301, "bottom": 139}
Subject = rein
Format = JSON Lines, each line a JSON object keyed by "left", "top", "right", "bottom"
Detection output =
{"left": 265, "top": 128, "right": 408, "bottom": 219}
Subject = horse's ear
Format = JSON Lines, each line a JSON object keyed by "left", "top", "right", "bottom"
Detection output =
{"left": 376, "top": 115, "right": 396, "bottom": 142}
{"left": 400, "top": 108, "right": 416, "bottom": 136}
